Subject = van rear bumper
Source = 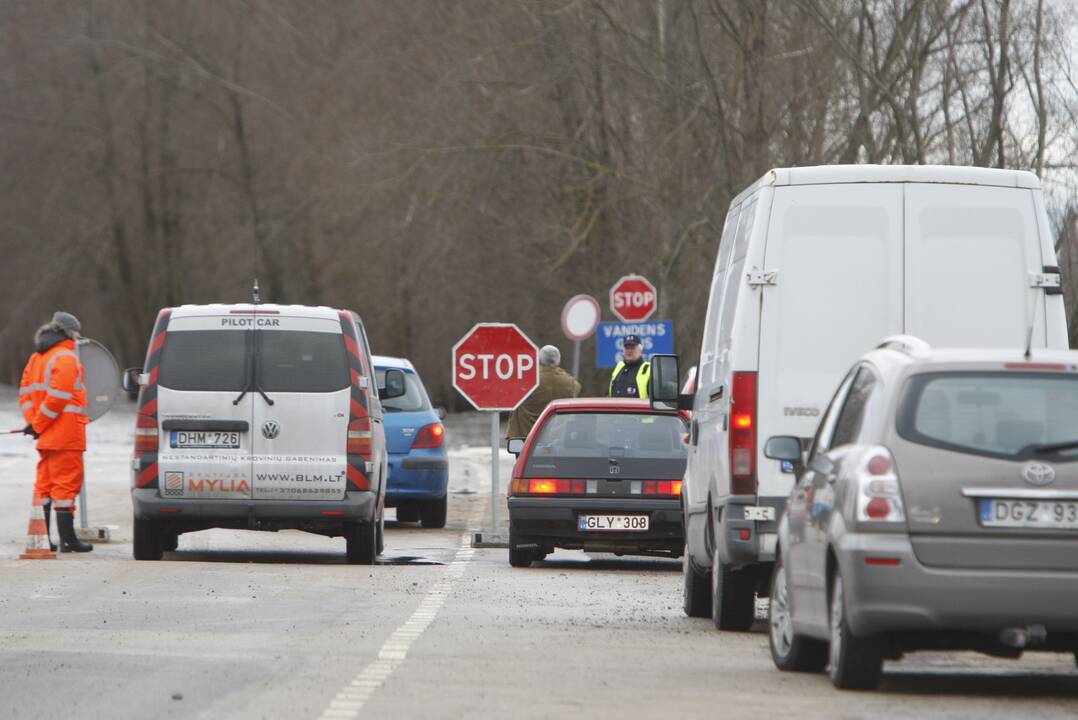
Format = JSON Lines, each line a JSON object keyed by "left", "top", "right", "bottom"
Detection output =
{"left": 131, "top": 488, "right": 378, "bottom": 529}
{"left": 718, "top": 495, "right": 786, "bottom": 567}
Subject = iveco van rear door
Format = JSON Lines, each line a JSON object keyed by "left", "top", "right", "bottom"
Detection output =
{"left": 756, "top": 185, "right": 903, "bottom": 500}
{"left": 250, "top": 313, "right": 351, "bottom": 501}
{"left": 905, "top": 184, "right": 1045, "bottom": 348}
{"left": 155, "top": 310, "right": 254, "bottom": 501}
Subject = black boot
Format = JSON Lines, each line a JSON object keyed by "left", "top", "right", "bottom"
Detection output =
{"left": 55, "top": 508, "right": 93, "bottom": 553}
{"left": 42, "top": 500, "right": 58, "bottom": 552}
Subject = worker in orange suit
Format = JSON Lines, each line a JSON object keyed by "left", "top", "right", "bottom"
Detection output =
{"left": 19, "top": 311, "right": 93, "bottom": 553}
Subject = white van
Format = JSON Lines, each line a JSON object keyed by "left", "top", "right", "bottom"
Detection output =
{"left": 125, "top": 304, "right": 405, "bottom": 564}
{"left": 680, "top": 165, "right": 1068, "bottom": 629}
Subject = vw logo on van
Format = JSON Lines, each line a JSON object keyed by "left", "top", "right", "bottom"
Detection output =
{"left": 261, "top": 420, "right": 280, "bottom": 440}
{"left": 1021, "top": 461, "right": 1056, "bottom": 486}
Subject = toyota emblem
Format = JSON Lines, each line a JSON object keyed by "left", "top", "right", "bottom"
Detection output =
{"left": 1021, "top": 461, "right": 1056, "bottom": 486}
{"left": 262, "top": 420, "right": 280, "bottom": 440}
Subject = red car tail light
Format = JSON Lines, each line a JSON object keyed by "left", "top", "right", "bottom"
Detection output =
{"left": 729, "top": 371, "right": 757, "bottom": 495}
{"left": 642, "top": 480, "right": 682, "bottom": 496}
{"left": 512, "top": 478, "right": 588, "bottom": 496}
{"left": 411, "top": 422, "right": 446, "bottom": 449}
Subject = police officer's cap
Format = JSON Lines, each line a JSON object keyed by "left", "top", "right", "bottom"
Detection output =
{"left": 623, "top": 334, "right": 642, "bottom": 347}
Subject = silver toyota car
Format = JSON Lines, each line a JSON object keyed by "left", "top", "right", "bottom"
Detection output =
{"left": 764, "top": 336, "right": 1078, "bottom": 689}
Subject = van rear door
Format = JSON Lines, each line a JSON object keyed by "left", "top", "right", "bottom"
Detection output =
{"left": 905, "top": 184, "right": 1046, "bottom": 348}
{"left": 756, "top": 184, "right": 904, "bottom": 497}
{"left": 250, "top": 315, "right": 351, "bottom": 501}
{"left": 156, "top": 311, "right": 254, "bottom": 501}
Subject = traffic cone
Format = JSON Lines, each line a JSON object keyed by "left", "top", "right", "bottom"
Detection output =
{"left": 20, "top": 501, "right": 57, "bottom": 560}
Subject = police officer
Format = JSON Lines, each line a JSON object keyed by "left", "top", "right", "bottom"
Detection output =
{"left": 608, "top": 334, "right": 651, "bottom": 399}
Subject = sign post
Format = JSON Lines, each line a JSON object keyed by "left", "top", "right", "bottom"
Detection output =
{"left": 609, "top": 274, "right": 658, "bottom": 323}
{"left": 452, "top": 323, "right": 539, "bottom": 546}
{"left": 560, "top": 294, "right": 600, "bottom": 379}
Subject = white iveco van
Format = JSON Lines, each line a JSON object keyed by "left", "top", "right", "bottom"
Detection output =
{"left": 681, "top": 165, "right": 1068, "bottom": 629}
{"left": 125, "top": 304, "right": 405, "bottom": 564}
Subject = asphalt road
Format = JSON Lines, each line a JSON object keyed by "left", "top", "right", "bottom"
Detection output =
{"left": 1, "top": 402, "right": 1078, "bottom": 719}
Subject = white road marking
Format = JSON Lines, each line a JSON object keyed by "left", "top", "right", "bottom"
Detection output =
{"left": 315, "top": 533, "right": 477, "bottom": 719}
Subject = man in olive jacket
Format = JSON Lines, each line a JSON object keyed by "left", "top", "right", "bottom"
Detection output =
{"left": 507, "top": 345, "right": 581, "bottom": 440}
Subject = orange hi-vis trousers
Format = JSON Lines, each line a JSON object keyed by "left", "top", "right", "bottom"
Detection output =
{"left": 34, "top": 450, "right": 84, "bottom": 511}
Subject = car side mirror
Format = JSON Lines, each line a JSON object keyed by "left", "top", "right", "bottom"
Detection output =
{"left": 379, "top": 368, "right": 407, "bottom": 400}
{"left": 435, "top": 406, "right": 447, "bottom": 420}
{"left": 122, "top": 367, "right": 144, "bottom": 395}
{"left": 506, "top": 437, "right": 525, "bottom": 456}
{"left": 649, "top": 354, "right": 680, "bottom": 409}
{"left": 808, "top": 454, "right": 835, "bottom": 476}
{"left": 764, "top": 435, "right": 802, "bottom": 464}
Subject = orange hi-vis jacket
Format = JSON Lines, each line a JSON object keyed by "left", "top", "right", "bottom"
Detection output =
{"left": 19, "top": 339, "right": 88, "bottom": 451}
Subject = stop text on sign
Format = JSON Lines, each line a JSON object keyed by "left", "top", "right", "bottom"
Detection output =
{"left": 609, "top": 274, "right": 658, "bottom": 322}
{"left": 457, "top": 353, "right": 535, "bottom": 381}
{"left": 452, "top": 323, "right": 540, "bottom": 411}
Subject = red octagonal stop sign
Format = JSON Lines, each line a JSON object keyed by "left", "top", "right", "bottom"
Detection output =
{"left": 610, "top": 274, "right": 657, "bottom": 322}
{"left": 452, "top": 323, "right": 539, "bottom": 411}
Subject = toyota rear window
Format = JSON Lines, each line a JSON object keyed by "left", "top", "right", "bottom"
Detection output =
{"left": 897, "top": 372, "right": 1078, "bottom": 461}
{"left": 524, "top": 412, "right": 687, "bottom": 480}
{"left": 159, "top": 330, "right": 249, "bottom": 391}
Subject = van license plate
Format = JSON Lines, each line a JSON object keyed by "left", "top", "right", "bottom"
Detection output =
{"left": 170, "top": 431, "right": 241, "bottom": 449}
{"left": 979, "top": 499, "right": 1078, "bottom": 529}
{"left": 577, "top": 515, "right": 649, "bottom": 532}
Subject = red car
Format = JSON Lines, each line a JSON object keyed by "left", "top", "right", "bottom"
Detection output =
{"left": 506, "top": 398, "right": 688, "bottom": 567}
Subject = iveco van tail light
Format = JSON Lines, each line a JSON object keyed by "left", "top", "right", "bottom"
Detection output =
{"left": 411, "top": 422, "right": 446, "bottom": 449}
{"left": 729, "top": 371, "right": 758, "bottom": 496}
{"left": 134, "top": 414, "right": 158, "bottom": 453}
{"left": 855, "top": 447, "right": 906, "bottom": 524}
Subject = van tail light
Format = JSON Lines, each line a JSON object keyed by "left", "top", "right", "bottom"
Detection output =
{"left": 510, "top": 478, "right": 587, "bottom": 496}
{"left": 855, "top": 447, "right": 906, "bottom": 525}
{"left": 411, "top": 422, "right": 446, "bottom": 449}
{"left": 134, "top": 414, "right": 158, "bottom": 454}
{"left": 729, "top": 371, "right": 757, "bottom": 496}
{"left": 348, "top": 417, "right": 373, "bottom": 456}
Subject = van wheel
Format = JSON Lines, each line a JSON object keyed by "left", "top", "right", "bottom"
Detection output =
{"left": 769, "top": 554, "right": 827, "bottom": 672}
{"left": 421, "top": 497, "right": 447, "bottom": 529}
{"left": 396, "top": 506, "right": 420, "bottom": 523}
{"left": 711, "top": 551, "right": 755, "bottom": 631}
{"left": 346, "top": 520, "right": 378, "bottom": 565}
{"left": 376, "top": 511, "right": 385, "bottom": 555}
{"left": 133, "top": 517, "right": 163, "bottom": 561}
{"left": 683, "top": 549, "right": 712, "bottom": 618}
{"left": 162, "top": 532, "right": 179, "bottom": 553}
{"left": 828, "top": 572, "right": 883, "bottom": 689}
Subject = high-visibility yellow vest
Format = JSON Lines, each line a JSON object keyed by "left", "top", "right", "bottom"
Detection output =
{"left": 608, "top": 360, "right": 651, "bottom": 399}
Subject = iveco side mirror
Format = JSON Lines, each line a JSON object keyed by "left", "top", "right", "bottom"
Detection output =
{"left": 379, "top": 368, "right": 407, "bottom": 400}
{"left": 649, "top": 354, "right": 680, "bottom": 410}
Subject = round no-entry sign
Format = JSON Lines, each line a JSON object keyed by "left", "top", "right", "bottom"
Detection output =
{"left": 561, "top": 294, "right": 601, "bottom": 341}
{"left": 610, "top": 274, "right": 657, "bottom": 322}
{"left": 452, "top": 323, "right": 539, "bottom": 411}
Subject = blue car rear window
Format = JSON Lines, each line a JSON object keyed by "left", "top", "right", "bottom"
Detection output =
{"left": 376, "top": 369, "right": 431, "bottom": 412}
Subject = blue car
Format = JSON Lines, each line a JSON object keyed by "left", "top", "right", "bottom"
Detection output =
{"left": 374, "top": 356, "right": 449, "bottom": 528}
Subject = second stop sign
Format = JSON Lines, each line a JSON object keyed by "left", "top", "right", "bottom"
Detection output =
{"left": 452, "top": 323, "right": 539, "bottom": 411}
{"left": 610, "top": 274, "right": 657, "bottom": 322}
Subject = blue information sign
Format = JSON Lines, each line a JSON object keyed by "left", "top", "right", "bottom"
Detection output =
{"left": 595, "top": 320, "right": 674, "bottom": 369}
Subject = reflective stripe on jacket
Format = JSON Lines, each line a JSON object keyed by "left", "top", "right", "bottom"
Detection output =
{"left": 19, "top": 339, "right": 88, "bottom": 451}
{"left": 608, "top": 360, "right": 651, "bottom": 399}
